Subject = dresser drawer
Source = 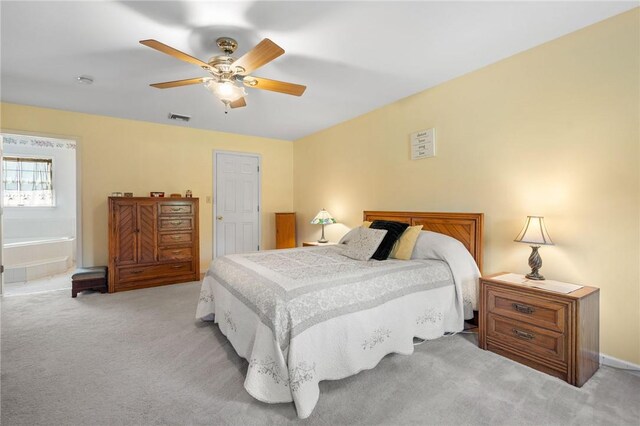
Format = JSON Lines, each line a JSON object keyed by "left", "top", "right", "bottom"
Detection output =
{"left": 486, "top": 286, "right": 566, "bottom": 333}
{"left": 159, "top": 203, "right": 193, "bottom": 216}
{"left": 159, "top": 232, "right": 193, "bottom": 245}
{"left": 159, "top": 217, "right": 193, "bottom": 231}
{"left": 159, "top": 247, "right": 193, "bottom": 261}
{"left": 487, "top": 314, "right": 567, "bottom": 364}
{"left": 117, "top": 262, "right": 193, "bottom": 283}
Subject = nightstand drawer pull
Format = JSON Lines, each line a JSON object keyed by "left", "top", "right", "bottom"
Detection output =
{"left": 512, "top": 303, "right": 535, "bottom": 314}
{"left": 512, "top": 328, "right": 535, "bottom": 340}
{"left": 170, "top": 220, "right": 183, "bottom": 225}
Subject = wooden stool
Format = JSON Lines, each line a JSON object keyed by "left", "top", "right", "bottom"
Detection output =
{"left": 72, "top": 266, "right": 108, "bottom": 298}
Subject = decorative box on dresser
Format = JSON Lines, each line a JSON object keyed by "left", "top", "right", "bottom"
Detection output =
{"left": 479, "top": 272, "right": 599, "bottom": 387}
{"left": 108, "top": 197, "right": 199, "bottom": 292}
{"left": 275, "top": 212, "right": 296, "bottom": 249}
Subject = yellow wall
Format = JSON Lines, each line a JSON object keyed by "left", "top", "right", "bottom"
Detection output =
{"left": 294, "top": 9, "right": 640, "bottom": 364}
{"left": 0, "top": 103, "right": 294, "bottom": 273}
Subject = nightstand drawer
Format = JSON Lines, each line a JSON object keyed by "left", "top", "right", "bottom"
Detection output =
{"left": 487, "top": 314, "right": 567, "bottom": 364}
{"left": 486, "top": 287, "right": 566, "bottom": 333}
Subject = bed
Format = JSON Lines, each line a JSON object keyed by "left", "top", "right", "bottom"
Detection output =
{"left": 196, "top": 211, "right": 483, "bottom": 418}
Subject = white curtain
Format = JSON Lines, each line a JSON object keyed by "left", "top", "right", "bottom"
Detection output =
{"left": 2, "top": 157, "right": 54, "bottom": 207}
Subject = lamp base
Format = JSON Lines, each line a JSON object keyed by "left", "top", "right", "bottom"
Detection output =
{"left": 317, "top": 223, "right": 328, "bottom": 244}
{"left": 526, "top": 245, "right": 545, "bottom": 281}
{"left": 525, "top": 271, "right": 545, "bottom": 281}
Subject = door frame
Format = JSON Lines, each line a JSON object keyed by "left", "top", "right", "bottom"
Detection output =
{"left": 212, "top": 150, "right": 262, "bottom": 259}
{"left": 0, "top": 129, "right": 83, "bottom": 294}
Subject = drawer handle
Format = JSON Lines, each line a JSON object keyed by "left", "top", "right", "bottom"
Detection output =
{"left": 512, "top": 328, "right": 535, "bottom": 340}
{"left": 169, "top": 220, "right": 183, "bottom": 226}
{"left": 170, "top": 207, "right": 185, "bottom": 212}
{"left": 130, "top": 270, "right": 143, "bottom": 275}
{"left": 171, "top": 250, "right": 182, "bottom": 254}
{"left": 170, "top": 235, "right": 182, "bottom": 240}
{"left": 171, "top": 265, "right": 183, "bottom": 269}
{"left": 512, "top": 303, "right": 535, "bottom": 315}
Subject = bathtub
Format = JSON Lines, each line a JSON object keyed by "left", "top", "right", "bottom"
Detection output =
{"left": 3, "top": 237, "right": 75, "bottom": 283}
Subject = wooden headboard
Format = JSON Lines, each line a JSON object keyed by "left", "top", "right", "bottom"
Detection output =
{"left": 363, "top": 211, "right": 484, "bottom": 273}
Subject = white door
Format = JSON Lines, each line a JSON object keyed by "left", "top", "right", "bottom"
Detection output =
{"left": 214, "top": 152, "right": 260, "bottom": 257}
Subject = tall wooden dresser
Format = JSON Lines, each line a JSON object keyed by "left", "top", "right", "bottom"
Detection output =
{"left": 275, "top": 212, "right": 296, "bottom": 249}
{"left": 108, "top": 197, "right": 199, "bottom": 292}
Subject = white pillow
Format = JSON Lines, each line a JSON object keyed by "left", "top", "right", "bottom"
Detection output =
{"left": 342, "top": 227, "right": 388, "bottom": 261}
{"left": 411, "top": 230, "right": 468, "bottom": 261}
{"left": 411, "top": 231, "right": 481, "bottom": 319}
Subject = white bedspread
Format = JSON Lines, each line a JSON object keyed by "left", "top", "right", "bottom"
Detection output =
{"left": 196, "top": 240, "right": 479, "bottom": 418}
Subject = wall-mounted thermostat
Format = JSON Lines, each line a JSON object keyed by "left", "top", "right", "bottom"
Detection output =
{"left": 410, "top": 128, "right": 436, "bottom": 160}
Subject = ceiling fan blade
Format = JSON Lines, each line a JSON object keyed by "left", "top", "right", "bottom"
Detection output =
{"left": 243, "top": 76, "right": 306, "bottom": 96}
{"left": 140, "top": 39, "right": 210, "bottom": 69}
{"left": 232, "top": 39, "right": 284, "bottom": 75}
{"left": 150, "top": 77, "right": 208, "bottom": 89}
{"left": 230, "top": 97, "right": 247, "bottom": 108}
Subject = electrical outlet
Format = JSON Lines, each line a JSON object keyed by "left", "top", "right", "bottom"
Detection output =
{"left": 206, "top": 196, "right": 211, "bottom": 204}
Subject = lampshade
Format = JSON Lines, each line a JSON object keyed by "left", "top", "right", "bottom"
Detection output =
{"left": 514, "top": 216, "right": 554, "bottom": 246}
{"left": 204, "top": 79, "right": 247, "bottom": 103}
{"left": 310, "top": 209, "right": 336, "bottom": 225}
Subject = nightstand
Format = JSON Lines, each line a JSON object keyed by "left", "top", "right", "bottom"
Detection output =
{"left": 302, "top": 241, "right": 337, "bottom": 247}
{"left": 479, "top": 272, "right": 599, "bottom": 387}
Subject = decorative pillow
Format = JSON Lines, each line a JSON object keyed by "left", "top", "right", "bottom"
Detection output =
{"left": 390, "top": 225, "right": 424, "bottom": 260}
{"left": 335, "top": 221, "right": 374, "bottom": 245}
{"left": 369, "top": 220, "right": 410, "bottom": 260}
{"left": 341, "top": 227, "right": 388, "bottom": 261}
{"left": 338, "top": 227, "right": 360, "bottom": 244}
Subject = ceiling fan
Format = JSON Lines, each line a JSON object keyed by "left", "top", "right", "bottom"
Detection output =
{"left": 140, "top": 37, "right": 306, "bottom": 111}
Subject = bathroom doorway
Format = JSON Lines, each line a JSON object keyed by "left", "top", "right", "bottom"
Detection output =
{"left": 1, "top": 133, "right": 80, "bottom": 296}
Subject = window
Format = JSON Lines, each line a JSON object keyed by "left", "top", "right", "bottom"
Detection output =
{"left": 2, "top": 157, "right": 54, "bottom": 207}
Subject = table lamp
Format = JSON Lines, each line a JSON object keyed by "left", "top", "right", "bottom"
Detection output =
{"left": 310, "top": 209, "right": 336, "bottom": 243}
{"left": 514, "top": 216, "right": 554, "bottom": 280}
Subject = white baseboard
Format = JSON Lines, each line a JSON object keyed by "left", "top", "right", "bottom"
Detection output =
{"left": 600, "top": 353, "right": 640, "bottom": 373}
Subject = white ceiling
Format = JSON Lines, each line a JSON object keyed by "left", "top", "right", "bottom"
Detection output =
{"left": 1, "top": 1, "right": 636, "bottom": 141}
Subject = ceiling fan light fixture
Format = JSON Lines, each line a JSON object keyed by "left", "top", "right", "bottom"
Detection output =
{"left": 205, "top": 79, "right": 246, "bottom": 103}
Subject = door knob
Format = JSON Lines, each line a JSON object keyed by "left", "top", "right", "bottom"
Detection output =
{"left": 217, "top": 216, "right": 223, "bottom": 220}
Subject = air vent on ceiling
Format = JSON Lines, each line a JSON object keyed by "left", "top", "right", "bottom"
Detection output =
{"left": 168, "top": 113, "right": 191, "bottom": 122}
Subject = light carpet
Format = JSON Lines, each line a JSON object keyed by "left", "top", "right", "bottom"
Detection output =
{"left": 1, "top": 281, "right": 638, "bottom": 425}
